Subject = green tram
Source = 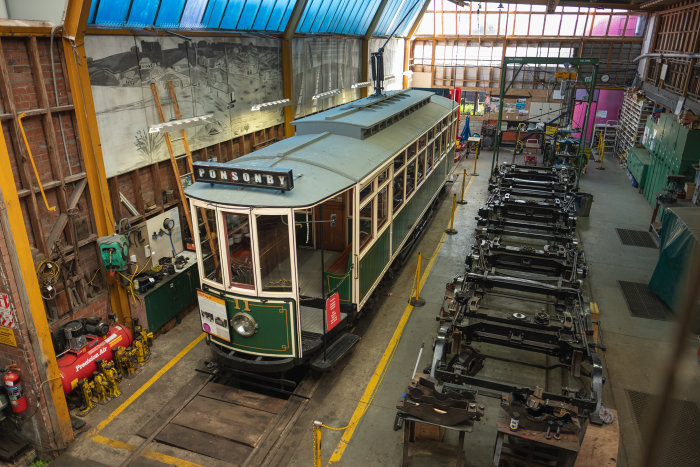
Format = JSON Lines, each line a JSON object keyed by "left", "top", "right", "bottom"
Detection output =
{"left": 186, "top": 89, "right": 459, "bottom": 373}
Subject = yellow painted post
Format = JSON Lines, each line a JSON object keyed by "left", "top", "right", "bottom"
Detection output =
{"left": 473, "top": 143, "right": 480, "bottom": 176}
{"left": 313, "top": 421, "right": 323, "bottom": 467}
{"left": 409, "top": 253, "right": 425, "bottom": 307}
{"left": 597, "top": 141, "right": 606, "bottom": 170}
{"left": 0, "top": 125, "right": 73, "bottom": 446}
{"left": 457, "top": 169, "right": 468, "bottom": 205}
{"left": 445, "top": 194, "right": 458, "bottom": 235}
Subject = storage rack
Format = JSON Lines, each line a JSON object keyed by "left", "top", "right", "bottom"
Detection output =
{"left": 615, "top": 89, "right": 654, "bottom": 160}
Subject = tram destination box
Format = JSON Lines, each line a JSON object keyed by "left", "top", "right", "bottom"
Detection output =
{"left": 193, "top": 161, "right": 294, "bottom": 191}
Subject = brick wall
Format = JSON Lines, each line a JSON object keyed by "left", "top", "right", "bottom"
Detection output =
{"left": 0, "top": 204, "right": 62, "bottom": 451}
{"left": 0, "top": 35, "right": 111, "bottom": 329}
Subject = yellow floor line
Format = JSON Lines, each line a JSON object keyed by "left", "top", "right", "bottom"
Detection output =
{"left": 328, "top": 175, "right": 475, "bottom": 464}
{"left": 88, "top": 332, "right": 206, "bottom": 437}
{"left": 92, "top": 435, "right": 205, "bottom": 467}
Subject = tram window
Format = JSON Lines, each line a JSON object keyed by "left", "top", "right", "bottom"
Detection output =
{"left": 417, "top": 152, "right": 425, "bottom": 185}
{"left": 428, "top": 128, "right": 435, "bottom": 141}
{"left": 394, "top": 152, "right": 405, "bottom": 170}
{"left": 378, "top": 168, "right": 389, "bottom": 186}
{"left": 359, "top": 201, "right": 373, "bottom": 251}
{"left": 441, "top": 132, "right": 447, "bottom": 150}
{"left": 407, "top": 142, "right": 417, "bottom": 160}
{"left": 256, "top": 215, "right": 292, "bottom": 292}
{"left": 406, "top": 160, "right": 416, "bottom": 197}
{"left": 225, "top": 212, "right": 254, "bottom": 289}
{"left": 393, "top": 170, "right": 404, "bottom": 212}
{"left": 434, "top": 138, "right": 441, "bottom": 160}
{"left": 197, "top": 207, "right": 222, "bottom": 284}
{"left": 418, "top": 134, "right": 427, "bottom": 150}
{"left": 377, "top": 186, "right": 388, "bottom": 229}
{"left": 360, "top": 183, "right": 373, "bottom": 203}
{"left": 427, "top": 145, "right": 434, "bottom": 171}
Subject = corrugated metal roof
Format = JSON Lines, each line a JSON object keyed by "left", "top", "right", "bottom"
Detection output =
{"left": 185, "top": 90, "right": 454, "bottom": 208}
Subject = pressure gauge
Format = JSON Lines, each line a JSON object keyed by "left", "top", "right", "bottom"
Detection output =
{"left": 601, "top": 74, "right": 610, "bottom": 83}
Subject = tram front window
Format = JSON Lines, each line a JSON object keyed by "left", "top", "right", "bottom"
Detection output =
{"left": 256, "top": 215, "right": 293, "bottom": 292}
{"left": 225, "top": 212, "right": 254, "bottom": 289}
{"left": 197, "top": 206, "right": 222, "bottom": 284}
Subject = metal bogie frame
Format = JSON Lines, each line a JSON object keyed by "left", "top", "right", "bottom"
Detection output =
{"left": 430, "top": 165, "right": 603, "bottom": 421}
{"left": 492, "top": 58, "right": 599, "bottom": 190}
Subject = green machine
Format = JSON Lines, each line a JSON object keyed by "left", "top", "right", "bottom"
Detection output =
{"left": 98, "top": 234, "right": 129, "bottom": 275}
{"left": 642, "top": 114, "right": 700, "bottom": 206}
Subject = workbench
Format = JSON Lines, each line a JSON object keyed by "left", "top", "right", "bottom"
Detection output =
{"left": 129, "top": 251, "right": 199, "bottom": 332}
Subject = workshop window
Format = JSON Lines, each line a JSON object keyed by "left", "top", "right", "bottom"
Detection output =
{"left": 256, "top": 214, "right": 292, "bottom": 292}
{"left": 197, "top": 206, "right": 222, "bottom": 285}
{"left": 224, "top": 212, "right": 254, "bottom": 289}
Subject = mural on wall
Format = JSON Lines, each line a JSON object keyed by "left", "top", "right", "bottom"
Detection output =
{"left": 86, "top": 35, "right": 285, "bottom": 178}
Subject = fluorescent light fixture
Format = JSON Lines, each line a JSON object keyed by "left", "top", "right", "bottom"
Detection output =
{"left": 149, "top": 113, "right": 214, "bottom": 134}
{"left": 251, "top": 98, "right": 290, "bottom": 111}
{"left": 384, "top": 75, "right": 396, "bottom": 83}
{"left": 352, "top": 81, "right": 372, "bottom": 89}
{"left": 312, "top": 89, "right": 341, "bottom": 100}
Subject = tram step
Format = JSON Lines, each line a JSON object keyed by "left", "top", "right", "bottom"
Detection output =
{"left": 310, "top": 332, "right": 361, "bottom": 372}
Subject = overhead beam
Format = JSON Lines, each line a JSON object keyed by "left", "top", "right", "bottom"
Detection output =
{"left": 281, "top": 0, "right": 308, "bottom": 137}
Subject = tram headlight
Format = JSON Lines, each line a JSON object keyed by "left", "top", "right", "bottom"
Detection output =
{"left": 231, "top": 312, "right": 257, "bottom": 337}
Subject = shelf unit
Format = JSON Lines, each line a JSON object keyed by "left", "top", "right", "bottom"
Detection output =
{"left": 615, "top": 89, "right": 654, "bottom": 160}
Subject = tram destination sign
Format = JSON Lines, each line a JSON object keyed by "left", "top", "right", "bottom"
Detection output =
{"left": 193, "top": 161, "right": 294, "bottom": 191}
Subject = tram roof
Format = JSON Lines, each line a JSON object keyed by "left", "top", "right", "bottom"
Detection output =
{"left": 185, "top": 90, "right": 455, "bottom": 209}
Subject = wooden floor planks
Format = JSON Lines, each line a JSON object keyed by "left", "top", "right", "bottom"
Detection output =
{"left": 155, "top": 423, "right": 253, "bottom": 464}
{"left": 199, "top": 382, "right": 286, "bottom": 414}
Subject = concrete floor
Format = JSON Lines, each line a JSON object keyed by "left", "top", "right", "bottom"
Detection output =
{"left": 54, "top": 150, "right": 700, "bottom": 466}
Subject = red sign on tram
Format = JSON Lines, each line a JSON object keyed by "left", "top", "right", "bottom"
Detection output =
{"left": 326, "top": 292, "right": 341, "bottom": 332}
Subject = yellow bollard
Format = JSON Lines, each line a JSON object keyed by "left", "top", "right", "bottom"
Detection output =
{"left": 596, "top": 142, "right": 606, "bottom": 170}
{"left": 409, "top": 252, "right": 425, "bottom": 306}
{"left": 446, "top": 194, "right": 458, "bottom": 235}
{"left": 313, "top": 421, "right": 322, "bottom": 467}
{"left": 457, "top": 169, "right": 468, "bottom": 205}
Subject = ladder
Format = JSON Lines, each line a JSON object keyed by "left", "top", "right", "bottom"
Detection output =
{"left": 150, "top": 82, "right": 219, "bottom": 271}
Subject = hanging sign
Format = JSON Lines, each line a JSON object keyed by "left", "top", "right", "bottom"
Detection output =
{"left": 326, "top": 292, "right": 341, "bottom": 332}
{"left": 0, "top": 326, "right": 16, "bottom": 347}
{"left": 193, "top": 161, "right": 294, "bottom": 191}
{"left": 0, "top": 293, "right": 14, "bottom": 329}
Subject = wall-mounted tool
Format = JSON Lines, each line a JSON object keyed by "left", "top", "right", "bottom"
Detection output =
{"left": 98, "top": 234, "right": 129, "bottom": 275}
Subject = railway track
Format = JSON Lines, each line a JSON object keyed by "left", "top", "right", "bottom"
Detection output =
{"left": 120, "top": 367, "right": 321, "bottom": 467}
